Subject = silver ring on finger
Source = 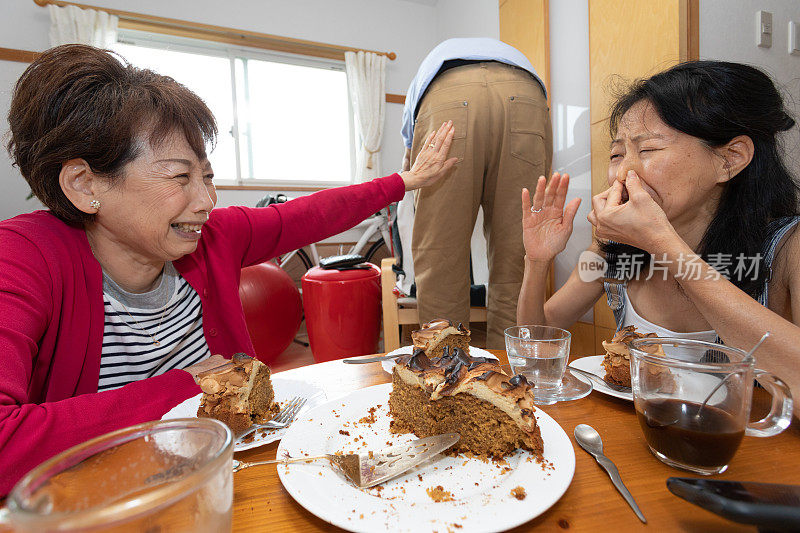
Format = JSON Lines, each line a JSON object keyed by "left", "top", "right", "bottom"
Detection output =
{"left": 429, "top": 143, "right": 436, "bottom": 148}
{"left": 531, "top": 207, "right": 543, "bottom": 214}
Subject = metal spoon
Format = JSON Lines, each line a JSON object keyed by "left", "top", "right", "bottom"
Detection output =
{"left": 695, "top": 331, "right": 771, "bottom": 419}
{"left": 574, "top": 424, "right": 646, "bottom": 523}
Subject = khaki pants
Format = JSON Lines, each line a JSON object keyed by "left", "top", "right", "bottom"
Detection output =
{"left": 412, "top": 62, "right": 552, "bottom": 348}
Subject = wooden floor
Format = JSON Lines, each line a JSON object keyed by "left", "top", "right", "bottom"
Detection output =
{"left": 268, "top": 322, "right": 489, "bottom": 373}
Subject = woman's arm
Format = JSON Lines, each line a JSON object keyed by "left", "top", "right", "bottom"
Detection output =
{"left": 592, "top": 171, "right": 800, "bottom": 417}
{"left": 0, "top": 372, "right": 200, "bottom": 496}
{"left": 215, "top": 122, "right": 458, "bottom": 268}
{"left": 517, "top": 173, "right": 602, "bottom": 328}
{"left": 654, "top": 232, "right": 800, "bottom": 417}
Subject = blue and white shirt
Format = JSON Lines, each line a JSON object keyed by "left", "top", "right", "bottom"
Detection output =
{"left": 401, "top": 38, "right": 546, "bottom": 148}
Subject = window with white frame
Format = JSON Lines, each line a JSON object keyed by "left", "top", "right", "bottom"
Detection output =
{"left": 114, "top": 31, "right": 354, "bottom": 186}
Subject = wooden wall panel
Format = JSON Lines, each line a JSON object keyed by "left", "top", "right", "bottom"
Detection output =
{"left": 594, "top": 325, "right": 616, "bottom": 354}
{"left": 499, "top": 0, "right": 549, "bottom": 95}
{"left": 567, "top": 321, "right": 596, "bottom": 357}
{"left": 588, "top": 0, "right": 685, "bottom": 126}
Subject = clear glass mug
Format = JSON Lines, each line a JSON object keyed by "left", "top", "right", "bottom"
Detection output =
{"left": 629, "top": 338, "right": 793, "bottom": 475}
{"left": 0, "top": 418, "right": 233, "bottom": 532}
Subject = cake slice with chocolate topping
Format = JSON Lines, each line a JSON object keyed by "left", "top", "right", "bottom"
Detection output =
{"left": 389, "top": 347, "right": 543, "bottom": 458}
{"left": 601, "top": 326, "right": 666, "bottom": 387}
{"left": 196, "top": 353, "right": 276, "bottom": 433}
{"left": 412, "top": 319, "right": 470, "bottom": 359}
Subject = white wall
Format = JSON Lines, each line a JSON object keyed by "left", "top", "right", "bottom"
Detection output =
{"left": 0, "top": 59, "right": 43, "bottom": 219}
{"left": 699, "top": 0, "right": 800, "bottom": 176}
{"left": 435, "top": 0, "right": 499, "bottom": 41}
{"left": 0, "top": 0, "right": 499, "bottom": 221}
{"left": 549, "top": 1, "right": 593, "bottom": 320}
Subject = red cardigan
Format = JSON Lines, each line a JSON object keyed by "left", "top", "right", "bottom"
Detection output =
{"left": 0, "top": 174, "right": 405, "bottom": 495}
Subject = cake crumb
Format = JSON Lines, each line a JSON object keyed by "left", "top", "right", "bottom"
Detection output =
{"left": 510, "top": 486, "right": 526, "bottom": 500}
{"left": 339, "top": 430, "right": 350, "bottom": 436}
{"left": 417, "top": 474, "right": 423, "bottom": 482}
{"left": 426, "top": 485, "right": 455, "bottom": 502}
{"left": 359, "top": 406, "right": 378, "bottom": 424}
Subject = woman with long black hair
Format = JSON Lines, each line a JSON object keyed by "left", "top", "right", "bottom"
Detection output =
{"left": 517, "top": 60, "right": 800, "bottom": 416}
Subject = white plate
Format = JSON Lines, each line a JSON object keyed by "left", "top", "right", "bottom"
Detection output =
{"left": 381, "top": 345, "right": 497, "bottom": 374}
{"left": 569, "top": 356, "right": 727, "bottom": 405}
{"left": 277, "top": 383, "right": 575, "bottom": 533}
{"left": 569, "top": 355, "right": 632, "bottom": 401}
{"left": 162, "top": 376, "right": 326, "bottom": 451}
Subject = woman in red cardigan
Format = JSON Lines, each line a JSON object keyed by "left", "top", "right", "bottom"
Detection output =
{"left": 0, "top": 44, "right": 457, "bottom": 494}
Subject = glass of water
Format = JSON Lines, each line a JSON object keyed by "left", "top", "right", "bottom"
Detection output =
{"left": 504, "top": 325, "right": 592, "bottom": 405}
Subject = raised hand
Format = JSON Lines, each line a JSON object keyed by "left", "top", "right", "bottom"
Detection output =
{"left": 400, "top": 121, "right": 459, "bottom": 191}
{"left": 522, "top": 172, "right": 582, "bottom": 262}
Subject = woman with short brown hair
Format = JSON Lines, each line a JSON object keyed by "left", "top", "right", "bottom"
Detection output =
{"left": 0, "top": 44, "right": 457, "bottom": 494}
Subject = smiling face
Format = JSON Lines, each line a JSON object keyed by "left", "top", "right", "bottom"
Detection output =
{"left": 89, "top": 129, "right": 217, "bottom": 267}
{"left": 608, "top": 100, "right": 727, "bottom": 229}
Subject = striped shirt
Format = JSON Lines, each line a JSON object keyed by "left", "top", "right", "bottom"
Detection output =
{"left": 98, "top": 263, "right": 211, "bottom": 391}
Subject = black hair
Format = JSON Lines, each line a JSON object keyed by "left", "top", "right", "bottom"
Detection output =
{"left": 601, "top": 60, "right": 799, "bottom": 298}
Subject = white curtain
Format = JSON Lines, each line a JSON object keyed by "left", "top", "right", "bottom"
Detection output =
{"left": 345, "top": 51, "right": 386, "bottom": 183}
{"left": 48, "top": 4, "right": 118, "bottom": 48}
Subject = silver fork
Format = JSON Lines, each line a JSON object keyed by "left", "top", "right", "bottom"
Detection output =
{"left": 237, "top": 396, "right": 307, "bottom": 441}
{"left": 570, "top": 367, "right": 632, "bottom": 394}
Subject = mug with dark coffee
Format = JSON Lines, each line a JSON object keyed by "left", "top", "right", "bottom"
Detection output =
{"left": 628, "top": 338, "right": 793, "bottom": 476}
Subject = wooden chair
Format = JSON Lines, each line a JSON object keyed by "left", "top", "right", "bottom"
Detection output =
{"left": 380, "top": 257, "right": 487, "bottom": 352}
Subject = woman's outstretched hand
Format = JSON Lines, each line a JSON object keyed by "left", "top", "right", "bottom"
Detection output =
{"left": 522, "top": 173, "right": 582, "bottom": 262}
{"left": 401, "top": 121, "right": 459, "bottom": 191}
{"left": 588, "top": 170, "right": 675, "bottom": 252}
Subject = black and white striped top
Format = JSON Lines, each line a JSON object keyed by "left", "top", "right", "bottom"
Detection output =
{"left": 98, "top": 263, "right": 211, "bottom": 391}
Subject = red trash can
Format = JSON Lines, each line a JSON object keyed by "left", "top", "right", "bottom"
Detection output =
{"left": 301, "top": 264, "right": 381, "bottom": 362}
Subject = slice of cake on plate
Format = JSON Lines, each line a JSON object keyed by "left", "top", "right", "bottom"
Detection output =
{"left": 196, "top": 353, "right": 276, "bottom": 433}
{"left": 601, "top": 326, "right": 666, "bottom": 388}
{"left": 412, "top": 319, "right": 470, "bottom": 358}
{"left": 389, "top": 347, "right": 543, "bottom": 458}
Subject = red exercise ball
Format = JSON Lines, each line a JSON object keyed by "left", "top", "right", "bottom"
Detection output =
{"left": 238, "top": 262, "right": 302, "bottom": 364}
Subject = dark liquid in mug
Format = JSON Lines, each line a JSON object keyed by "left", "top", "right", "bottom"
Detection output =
{"left": 636, "top": 399, "right": 745, "bottom": 468}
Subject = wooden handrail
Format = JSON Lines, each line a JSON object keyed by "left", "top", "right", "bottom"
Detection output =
{"left": 33, "top": 0, "right": 397, "bottom": 61}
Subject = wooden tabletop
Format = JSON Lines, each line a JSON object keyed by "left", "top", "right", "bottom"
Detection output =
{"left": 234, "top": 351, "right": 800, "bottom": 532}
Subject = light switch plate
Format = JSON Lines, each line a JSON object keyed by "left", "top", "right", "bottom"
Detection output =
{"left": 791, "top": 21, "right": 800, "bottom": 54}
{"left": 758, "top": 10, "right": 773, "bottom": 48}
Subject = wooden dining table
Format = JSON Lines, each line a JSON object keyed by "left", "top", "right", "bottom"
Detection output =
{"left": 233, "top": 351, "right": 800, "bottom": 532}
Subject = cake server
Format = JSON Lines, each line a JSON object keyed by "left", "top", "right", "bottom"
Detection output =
{"left": 233, "top": 433, "right": 460, "bottom": 488}
{"left": 574, "top": 424, "right": 646, "bottom": 523}
{"left": 342, "top": 353, "right": 404, "bottom": 364}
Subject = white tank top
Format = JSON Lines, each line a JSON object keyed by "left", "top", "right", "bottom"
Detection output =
{"left": 620, "top": 285, "right": 717, "bottom": 343}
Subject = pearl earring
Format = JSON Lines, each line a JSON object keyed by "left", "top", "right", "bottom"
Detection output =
{"left": 89, "top": 199, "right": 100, "bottom": 210}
